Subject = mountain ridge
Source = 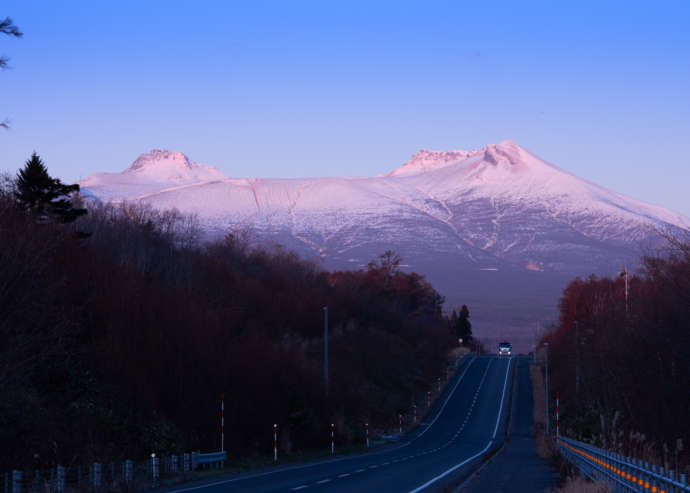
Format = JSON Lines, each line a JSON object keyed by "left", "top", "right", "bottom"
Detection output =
{"left": 79, "top": 141, "right": 689, "bottom": 348}
{"left": 79, "top": 142, "right": 690, "bottom": 256}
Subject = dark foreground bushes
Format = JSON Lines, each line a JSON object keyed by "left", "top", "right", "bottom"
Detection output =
{"left": 541, "top": 236, "right": 690, "bottom": 472}
{"left": 0, "top": 184, "right": 454, "bottom": 470}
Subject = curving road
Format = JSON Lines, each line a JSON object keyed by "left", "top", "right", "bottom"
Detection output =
{"left": 164, "top": 355, "right": 516, "bottom": 493}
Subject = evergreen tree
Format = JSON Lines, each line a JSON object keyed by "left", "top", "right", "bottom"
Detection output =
{"left": 15, "top": 152, "right": 87, "bottom": 223}
{"left": 449, "top": 308, "right": 458, "bottom": 334}
{"left": 455, "top": 304, "right": 473, "bottom": 344}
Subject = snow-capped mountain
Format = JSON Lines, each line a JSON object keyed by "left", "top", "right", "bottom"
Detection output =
{"left": 80, "top": 149, "right": 226, "bottom": 202}
{"left": 80, "top": 141, "right": 690, "bottom": 349}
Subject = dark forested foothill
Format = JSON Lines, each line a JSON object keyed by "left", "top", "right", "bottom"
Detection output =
{"left": 0, "top": 171, "right": 455, "bottom": 470}
{"left": 540, "top": 237, "right": 690, "bottom": 472}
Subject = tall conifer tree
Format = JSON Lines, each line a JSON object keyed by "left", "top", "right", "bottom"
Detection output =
{"left": 457, "top": 304, "right": 473, "bottom": 343}
{"left": 16, "top": 152, "right": 87, "bottom": 223}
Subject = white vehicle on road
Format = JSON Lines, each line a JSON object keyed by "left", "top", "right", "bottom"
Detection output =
{"left": 498, "top": 341, "right": 512, "bottom": 356}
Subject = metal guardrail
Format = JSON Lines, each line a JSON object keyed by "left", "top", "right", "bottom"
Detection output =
{"left": 558, "top": 435, "right": 689, "bottom": 493}
{"left": 194, "top": 451, "right": 227, "bottom": 468}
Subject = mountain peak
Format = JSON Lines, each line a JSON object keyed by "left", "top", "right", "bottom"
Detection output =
{"left": 482, "top": 140, "right": 524, "bottom": 167}
{"left": 387, "top": 148, "right": 478, "bottom": 177}
{"left": 125, "top": 149, "right": 195, "bottom": 173}
{"left": 98, "top": 149, "right": 230, "bottom": 185}
{"left": 388, "top": 140, "right": 530, "bottom": 177}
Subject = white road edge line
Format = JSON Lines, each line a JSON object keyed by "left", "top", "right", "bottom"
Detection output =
{"left": 411, "top": 359, "right": 493, "bottom": 458}
{"left": 492, "top": 356, "right": 513, "bottom": 439}
{"left": 414, "top": 355, "right": 477, "bottom": 440}
{"left": 407, "top": 356, "right": 513, "bottom": 493}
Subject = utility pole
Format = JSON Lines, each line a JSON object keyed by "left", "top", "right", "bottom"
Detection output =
{"left": 544, "top": 342, "right": 550, "bottom": 435}
{"left": 323, "top": 306, "right": 328, "bottom": 398}
{"left": 556, "top": 392, "right": 560, "bottom": 437}
{"left": 575, "top": 321, "right": 580, "bottom": 411}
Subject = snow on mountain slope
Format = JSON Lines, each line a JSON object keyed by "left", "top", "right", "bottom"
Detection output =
{"left": 80, "top": 142, "right": 690, "bottom": 260}
{"left": 401, "top": 140, "right": 690, "bottom": 234}
{"left": 80, "top": 149, "right": 227, "bottom": 202}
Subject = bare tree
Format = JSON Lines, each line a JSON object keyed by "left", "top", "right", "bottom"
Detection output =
{"left": 1, "top": 17, "right": 22, "bottom": 128}
{"left": 0, "top": 17, "right": 22, "bottom": 68}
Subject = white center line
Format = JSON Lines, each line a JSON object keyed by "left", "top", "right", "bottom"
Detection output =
{"left": 355, "top": 468, "right": 365, "bottom": 473}
{"left": 291, "top": 486, "right": 308, "bottom": 491}
{"left": 337, "top": 473, "right": 350, "bottom": 478}
{"left": 316, "top": 479, "right": 331, "bottom": 484}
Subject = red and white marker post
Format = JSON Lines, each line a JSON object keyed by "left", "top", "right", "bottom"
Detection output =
{"left": 330, "top": 423, "right": 335, "bottom": 455}
{"left": 273, "top": 424, "right": 278, "bottom": 462}
{"left": 365, "top": 423, "right": 369, "bottom": 448}
{"left": 556, "top": 392, "right": 560, "bottom": 437}
{"left": 413, "top": 403, "right": 417, "bottom": 424}
{"left": 220, "top": 394, "right": 225, "bottom": 453}
{"left": 437, "top": 377, "right": 441, "bottom": 392}
{"left": 426, "top": 391, "right": 431, "bottom": 409}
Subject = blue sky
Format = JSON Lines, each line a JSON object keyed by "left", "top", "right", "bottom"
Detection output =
{"left": 1, "top": 1, "right": 689, "bottom": 217}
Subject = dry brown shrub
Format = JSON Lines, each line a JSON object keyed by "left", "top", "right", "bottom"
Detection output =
{"left": 552, "top": 476, "right": 612, "bottom": 493}
{"left": 447, "top": 346, "right": 470, "bottom": 361}
{"left": 530, "top": 357, "right": 557, "bottom": 460}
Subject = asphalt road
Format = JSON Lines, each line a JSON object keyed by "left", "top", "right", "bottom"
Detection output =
{"left": 163, "top": 354, "right": 515, "bottom": 493}
{"left": 459, "top": 355, "right": 557, "bottom": 492}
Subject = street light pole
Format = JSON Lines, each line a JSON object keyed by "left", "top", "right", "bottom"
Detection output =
{"left": 544, "top": 342, "right": 550, "bottom": 436}
{"left": 323, "top": 306, "right": 328, "bottom": 398}
{"left": 619, "top": 265, "right": 629, "bottom": 316}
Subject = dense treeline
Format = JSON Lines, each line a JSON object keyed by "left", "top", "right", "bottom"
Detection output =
{"left": 540, "top": 237, "right": 690, "bottom": 471}
{"left": 0, "top": 174, "right": 455, "bottom": 470}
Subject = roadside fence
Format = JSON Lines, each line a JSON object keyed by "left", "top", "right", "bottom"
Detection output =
{"left": 1, "top": 451, "right": 226, "bottom": 493}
